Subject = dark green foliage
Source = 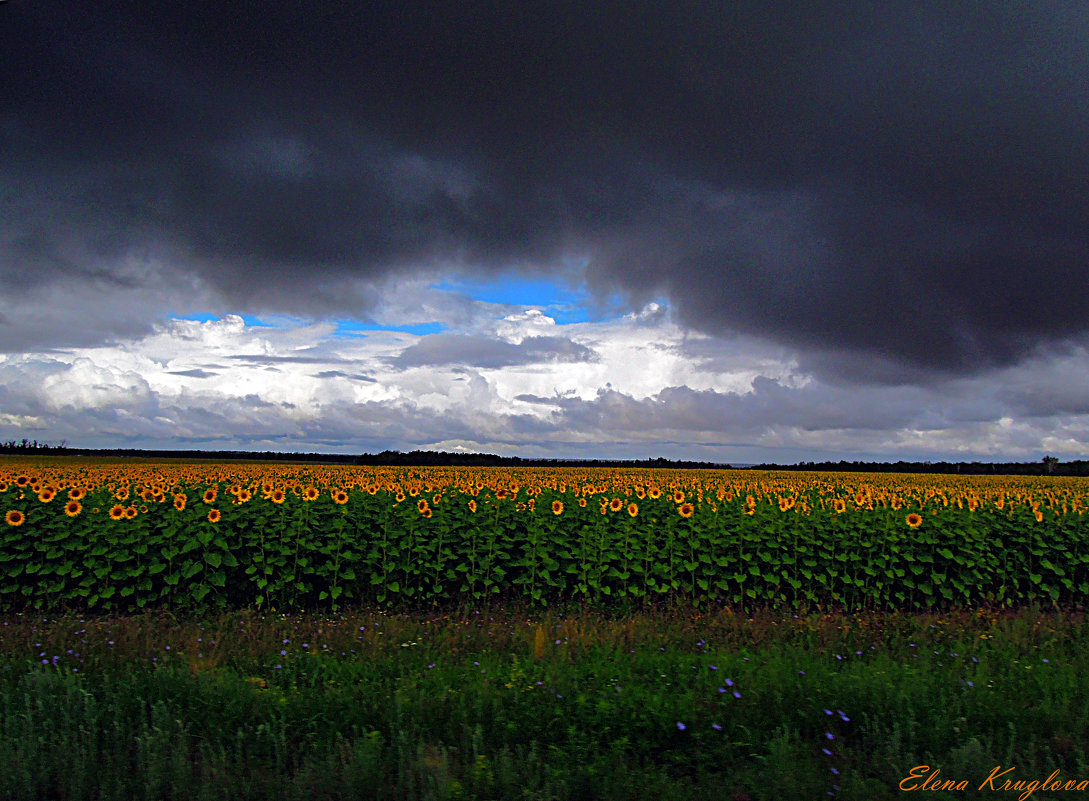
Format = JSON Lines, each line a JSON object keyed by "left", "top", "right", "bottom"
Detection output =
{"left": 3, "top": 482, "right": 1089, "bottom": 615}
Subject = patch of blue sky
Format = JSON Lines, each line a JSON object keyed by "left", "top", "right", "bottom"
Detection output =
{"left": 431, "top": 274, "right": 597, "bottom": 324}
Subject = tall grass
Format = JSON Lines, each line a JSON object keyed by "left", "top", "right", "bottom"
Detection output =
{"left": 0, "top": 602, "right": 1086, "bottom": 800}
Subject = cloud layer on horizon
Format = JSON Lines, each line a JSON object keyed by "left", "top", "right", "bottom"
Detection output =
{"left": 2, "top": 303, "right": 1088, "bottom": 462}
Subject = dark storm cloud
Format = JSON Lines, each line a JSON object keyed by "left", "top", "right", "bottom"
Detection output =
{"left": 392, "top": 334, "right": 596, "bottom": 369}
{"left": 5, "top": 2, "right": 1089, "bottom": 378}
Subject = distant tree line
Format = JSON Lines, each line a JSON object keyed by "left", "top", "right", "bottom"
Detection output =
{"left": 0, "top": 439, "right": 69, "bottom": 453}
{"left": 0, "top": 445, "right": 734, "bottom": 470}
{"left": 351, "top": 450, "right": 734, "bottom": 469}
{"left": 1, "top": 442, "right": 1085, "bottom": 474}
{"left": 749, "top": 456, "right": 1089, "bottom": 477}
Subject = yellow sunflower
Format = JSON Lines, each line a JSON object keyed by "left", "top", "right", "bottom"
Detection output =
{"left": 627, "top": 502, "right": 638, "bottom": 518}
{"left": 64, "top": 500, "right": 82, "bottom": 517}
{"left": 208, "top": 509, "right": 221, "bottom": 523}
{"left": 552, "top": 500, "right": 563, "bottom": 516}
{"left": 5, "top": 510, "right": 25, "bottom": 527}
{"left": 108, "top": 504, "right": 126, "bottom": 521}
{"left": 905, "top": 513, "right": 923, "bottom": 528}
{"left": 678, "top": 503, "right": 695, "bottom": 519}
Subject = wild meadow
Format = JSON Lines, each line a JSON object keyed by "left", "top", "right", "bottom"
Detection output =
{"left": 2, "top": 457, "right": 1088, "bottom": 799}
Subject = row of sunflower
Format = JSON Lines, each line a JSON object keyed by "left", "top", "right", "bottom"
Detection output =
{"left": 1, "top": 458, "right": 1088, "bottom": 612}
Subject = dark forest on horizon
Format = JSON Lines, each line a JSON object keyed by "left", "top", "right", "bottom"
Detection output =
{"left": 1, "top": 439, "right": 1086, "bottom": 476}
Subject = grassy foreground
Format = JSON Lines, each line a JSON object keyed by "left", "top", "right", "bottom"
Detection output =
{"left": 0, "top": 602, "right": 1087, "bottom": 800}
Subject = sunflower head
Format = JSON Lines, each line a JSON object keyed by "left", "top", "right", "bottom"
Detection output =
{"left": 905, "top": 513, "right": 923, "bottom": 528}
{"left": 108, "top": 504, "right": 126, "bottom": 521}
{"left": 468, "top": 499, "right": 477, "bottom": 513}
{"left": 124, "top": 506, "right": 138, "bottom": 519}
{"left": 609, "top": 498, "right": 623, "bottom": 512}
{"left": 5, "top": 510, "right": 25, "bottom": 527}
{"left": 333, "top": 490, "right": 348, "bottom": 505}
{"left": 271, "top": 489, "right": 286, "bottom": 504}
{"left": 678, "top": 503, "right": 695, "bottom": 519}
{"left": 208, "top": 509, "right": 221, "bottom": 523}
{"left": 552, "top": 500, "right": 564, "bottom": 515}
{"left": 627, "top": 502, "right": 638, "bottom": 518}
{"left": 64, "top": 500, "right": 82, "bottom": 517}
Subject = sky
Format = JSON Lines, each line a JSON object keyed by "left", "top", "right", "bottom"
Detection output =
{"left": 2, "top": 1, "right": 1089, "bottom": 463}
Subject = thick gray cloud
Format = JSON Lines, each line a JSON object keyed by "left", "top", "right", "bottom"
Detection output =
{"left": 392, "top": 334, "right": 597, "bottom": 369}
{"left": 166, "top": 369, "right": 218, "bottom": 379}
{"left": 4, "top": 1, "right": 1089, "bottom": 383}
{"left": 314, "top": 370, "right": 376, "bottom": 382}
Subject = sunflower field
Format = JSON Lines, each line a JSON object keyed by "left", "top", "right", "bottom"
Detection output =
{"left": 3, "top": 457, "right": 1089, "bottom": 614}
